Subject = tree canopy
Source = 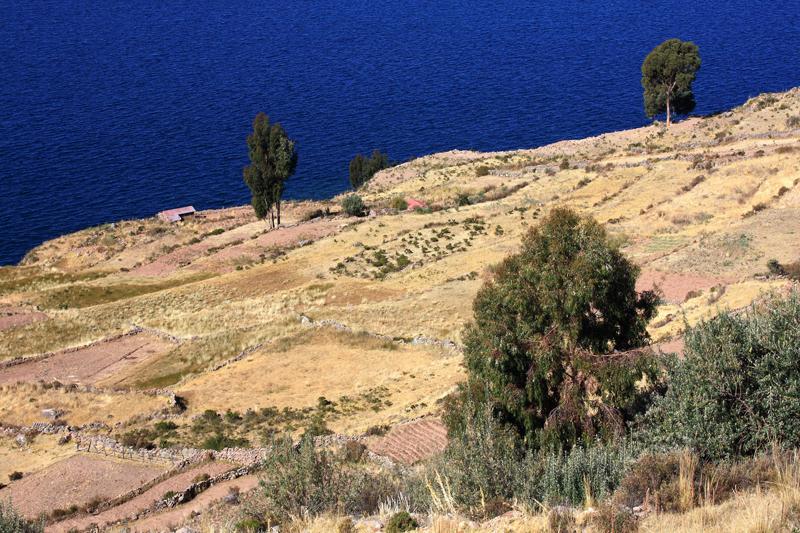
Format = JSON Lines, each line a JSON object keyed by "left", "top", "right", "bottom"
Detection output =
{"left": 243, "top": 113, "right": 297, "bottom": 227}
{"left": 451, "top": 208, "right": 660, "bottom": 450}
{"left": 349, "top": 150, "right": 390, "bottom": 189}
{"left": 641, "top": 39, "right": 701, "bottom": 126}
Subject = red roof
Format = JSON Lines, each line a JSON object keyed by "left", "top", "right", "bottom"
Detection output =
{"left": 158, "top": 206, "right": 196, "bottom": 222}
{"left": 406, "top": 198, "right": 427, "bottom": 210}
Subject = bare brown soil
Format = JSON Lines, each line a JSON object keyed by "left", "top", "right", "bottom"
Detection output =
{"left": 636, "top": 270, "right": 728, "bottom": 304}
{"left": 367, "top": 417, "right": 448, "bottom": 464}
{"left": 121, "top": 474, "right": 260, "bottom": 532}
{"left": 0, "top": 332, "right": 174, "bottom": 386}
{"left": 50, "top": 461, "right": 234, "bottom": 533}
{"left": 0, "top": 307, "right": 46, "bottom": 333}
{"left": 0, "top": 454, "right": 166, "bottom": 519}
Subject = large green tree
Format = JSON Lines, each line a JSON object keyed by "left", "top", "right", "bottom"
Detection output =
{"left": 453, "top": 208, "right": 660, "bottom": 450}
{"left": 243, "top": 113, "right": 298, "bottom": 227}
{"left": 641, "top": 39, "right": 701, "bottom": 127}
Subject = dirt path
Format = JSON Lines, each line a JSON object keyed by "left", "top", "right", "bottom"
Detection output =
{"left": 50, "top": 461, "right": 234, "bottom": 533}
{"left": 0, "top": 332, "right": 174, "bottom": 385}
{"left": 117, "top": 475, "right": 260, "bottom": 532}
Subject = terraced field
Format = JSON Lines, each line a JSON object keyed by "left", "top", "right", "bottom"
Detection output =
{"left": 0, "top": 88, "right": 798, "bottom": 530}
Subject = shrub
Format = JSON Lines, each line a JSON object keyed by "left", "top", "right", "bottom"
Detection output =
{"left": 389, "top": 196, "right": 408, "bottom": 210}
{"left": 784, "top": 260, "right": 800, "bottom": 281}
{"left": 301, "top": 208, "right": 326, "bottom": 222}
{"left": 639, "top": 292, "right": 800, "bottom": 459}
{"left": 255, "top": 437, "right": 402, "bottom": 523}
{"left": 767, "top": 258, "right": 785, "bottom": 275}
{"left": 475, "top": 165, "right": 490, "bottom": 177}
{"left": 0, "top": 501, "right": 43, "bottom": 533}
{"left": 342, "top": 195, "right": 366, "bottom": 217}
{"left": 192, "top": 473, "right": 211, "bottom": 484}
{"left": 385, "top": 511, "right": 418, "bottom": 533}
{"left": 434, "top": 395, "right": 636, "bottom": 515}
{"left": 453, "top": 207, "right": 660, "bottom": 450}
{"left": 547, "top": 507, "right": 575, "bottom": 532}
{"left": 8, "top": 471, "right": 23, "bottom": 481}
{"left": 787, "top": 115, "right": 800, "bottom": 128}
{"left": 613, "top": 452, "right": 681, "bottom": 510}
{"left": 455, "top": 192, "right": 472, "bottom": 206}
{"left": 235, "top": 518, "right": 265, "bottom": 532}
{"left": 201, "top": 432, "right": 248, "bottom": 451}
{"left": 589, "top": 503, "right": 638, "bottom": 533}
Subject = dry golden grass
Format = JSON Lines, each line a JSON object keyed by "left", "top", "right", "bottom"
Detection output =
{"left": 0, "top": 87, "right": 797, "bottom": 448}
{"left": 175, "top": 328, "right": 463, "bottom": 434}
{"left": 0, "top": 434, "right": 76, "bottom": 481}
{"left": 0, "top": 383, "right": 170, "bottom": 426}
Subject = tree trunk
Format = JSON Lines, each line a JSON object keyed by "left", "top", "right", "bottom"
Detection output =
{"left": 276, "top": 200, "right": 281, "bottom": 226}
{"left": 666, "top": 96, "right": 671, "bottom": 127}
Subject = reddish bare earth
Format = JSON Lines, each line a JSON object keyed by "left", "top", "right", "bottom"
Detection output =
{"left": 636, "top": 270, "right": 727, "bottom": 304}
{"left": 0, "top": 454, "right": 166, "bottom": 519}
{"left": 368, "top": 418, "right": 448, "bottom": 465}
{"left": 122, "top": 474, "right": 260, "bottom": 532}
{"left": 0, "top": 307, "right": 46, "bottom": 333}
{"left": 50, "top": 461, "right": 235, "bottom": 533}
{"left": 0, "top": 332, "right": 174, "bottom": 385}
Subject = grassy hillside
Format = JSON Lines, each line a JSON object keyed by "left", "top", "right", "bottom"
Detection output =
{"left": 1, "top": 88, "right": 799, "bottom": 443}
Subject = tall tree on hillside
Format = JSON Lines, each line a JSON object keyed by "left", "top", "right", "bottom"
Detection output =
{"left": 243, "top": 113, "right": 298, "bottom": 227}
{"left": 447, "top": 208, "right": 660, "bottom": 450}
{"left": 641, "top": 39, "right": 701, "bottom": 127}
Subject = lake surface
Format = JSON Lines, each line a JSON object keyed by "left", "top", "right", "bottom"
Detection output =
{"left": 1, "top": 0, "right": 799, "bottom": 264}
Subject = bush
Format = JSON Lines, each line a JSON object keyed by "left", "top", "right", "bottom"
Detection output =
{"left": 547, "top": 507, "right": 575, "bottom": 532}
{"left": 0, "top": 501, "right": 43, "bottom": 533}
{"left": 589, "top": 503, "right": 638, "bottom": 533}
{"left": 639, "top": 292, "right": 800, "bottom": 459}
{"left": 787, "top": 115, "right": 800, "bottom": 128}
{"left": 767, "top": 258, "right": 785, "bottom": 275}
{"left": 201, "top": 432, "right": 248, "bottom": 451}
{"left": 342, "top": 195, "right": 366, "bottom": 217}
{"left": 254, "top": 437, "right": 402, "bottom": 523}
{"left": 301, "top": 208, "right": 326, "bottom": 222}
{"left": 385, "top": 511, "right": 418, "bottom": 533}
{"left": 433, "top": 395, "right": 636, "bottom": 515}
{"left": 8, "top": 471, "right": 23, "bottom": 481}
{"left": 454, "top": 207, "right": 660, "bottom": 450}
{"left": 455, "top": 192, "right": 472, "bottom": 206}
{"left": 235, "top": 518, "right": 265, "bottom": 532}
{"left": 192, "top": 472, "right": 211, "bottom": 484}
{"left": 389, "top": 196, "right": 408, "bottom": 210}
{"left": 475, "top": 165, "right": 490, "bottom": 177}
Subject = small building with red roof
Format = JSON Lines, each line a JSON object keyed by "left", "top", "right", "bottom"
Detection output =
{"left": 157, "top": 206, "right": 196, "bottom": 223}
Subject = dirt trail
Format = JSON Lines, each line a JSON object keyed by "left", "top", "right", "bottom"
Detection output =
{"left": 117, "top": 475, "right": 260, "bottom": 532}
{"left": 50, "top": 461, "right": 233, "bottom": 533}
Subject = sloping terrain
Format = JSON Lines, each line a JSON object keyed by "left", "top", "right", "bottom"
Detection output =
{"left": 0, "top": 88, "right": 798, "bottom": 528}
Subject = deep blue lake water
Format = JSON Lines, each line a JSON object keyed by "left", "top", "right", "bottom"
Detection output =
{"left": 1, "top": 1, "right": 799, "bottom": 265}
